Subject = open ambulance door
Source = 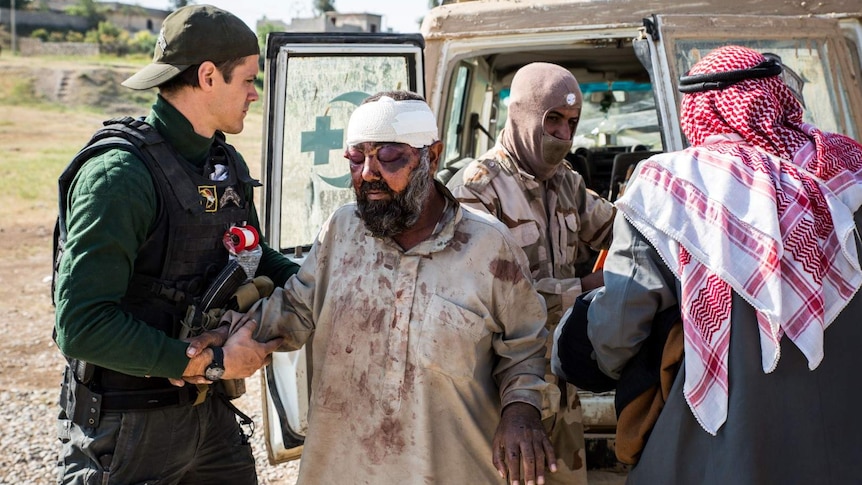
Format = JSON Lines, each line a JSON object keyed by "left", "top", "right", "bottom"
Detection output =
{"left": 259, "top": 32, "right": 425, "bottom": 463}
{"left": 640, "top": 14, "right": 862, "bottom": 148}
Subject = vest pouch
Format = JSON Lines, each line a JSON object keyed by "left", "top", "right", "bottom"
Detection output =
{"left": 60, "top": 365, "right": 103, "bottom": 428}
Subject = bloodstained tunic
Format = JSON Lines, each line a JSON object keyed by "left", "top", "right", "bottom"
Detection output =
{"left": 252, "top": 190, "right": 551, "bottom": 484}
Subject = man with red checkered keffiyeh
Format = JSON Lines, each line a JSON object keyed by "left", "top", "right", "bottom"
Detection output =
{"left": 585, "top": 45, "right": 862, "bottom": 484}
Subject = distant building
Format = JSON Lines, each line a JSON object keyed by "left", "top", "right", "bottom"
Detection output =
{"left": 100, "top": 2, "right": 168, "bottom": 33}
{"left": 262, "top": 11, "right": 385, "bottom": 33}
{"left": 0, "top": 1, "right": 168, "bottom": 34}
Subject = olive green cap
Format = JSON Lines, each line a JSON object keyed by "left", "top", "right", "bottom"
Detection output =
{"left": 122, "top": 4, "right": 259, "bottom": 90}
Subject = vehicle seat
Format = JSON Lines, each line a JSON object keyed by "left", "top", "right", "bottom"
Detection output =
{"left": 565, "top": 150, "right": 593, "bottom": 189}
{"left": 436, "top": 157, "right": 474, "bottom": 185}
{"left": 609, "top": 150, "right": 661, "bottom": 201}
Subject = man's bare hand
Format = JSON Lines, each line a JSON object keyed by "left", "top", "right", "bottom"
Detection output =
{"left": 168, "top": 325, "right": 231, "bottom": 386}
{"left": 222, "top": 319, "right": 283, "bottom": 380}
{"left": 173, "top": 319, "right": 282, "bottom": 386}
{"left": 492, "top": 402, "right": 557, "bottom": 485}
{"left": 185, "top": 325, "right": 230, "bottom": 357}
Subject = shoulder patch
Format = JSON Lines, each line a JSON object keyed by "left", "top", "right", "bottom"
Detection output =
{"left": 462, "top": 158, "right": 502, "bottom": 190}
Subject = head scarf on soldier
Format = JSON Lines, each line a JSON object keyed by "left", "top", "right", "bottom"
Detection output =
{"left": 501, "top": 62, "right": 582, "bottom": 181}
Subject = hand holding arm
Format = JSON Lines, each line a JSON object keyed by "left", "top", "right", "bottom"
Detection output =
{"left": 221, "top": 319, "right": 283, "bottom": 380}
{"left": 492, "top": 402, "right": 557, "bottom": 485}
{"left": 177, "top": 320, "right": 283, "bottom": 384}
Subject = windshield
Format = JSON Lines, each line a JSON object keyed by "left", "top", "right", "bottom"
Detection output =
{"left": 496, "top": 81, "right": 661, "bottom": 151}
{"left": 574, "top": 81, "right": 661, "bottom": 150}
{"left": 671, "top": 39, "right": 852, "bottom": 137}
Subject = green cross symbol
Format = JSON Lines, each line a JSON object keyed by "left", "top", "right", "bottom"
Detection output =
{"left": 301, "top": 115, "right": 344, "bottom": 165}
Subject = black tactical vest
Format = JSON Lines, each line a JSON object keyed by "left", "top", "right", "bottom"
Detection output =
{"left": 54, "top": 117, "right": 261, "bottom": 339}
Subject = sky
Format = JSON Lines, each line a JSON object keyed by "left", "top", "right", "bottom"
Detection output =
{"left": 133, "top": 0, "right": 431, "bottom": 33}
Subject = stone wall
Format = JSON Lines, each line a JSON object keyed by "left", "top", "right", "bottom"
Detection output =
{"left": 17, "top": 37, "right": 99, "bottom": 56}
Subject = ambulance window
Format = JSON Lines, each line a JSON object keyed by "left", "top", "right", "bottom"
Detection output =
{"left": 672, "top": 39, "right": 854, "bottom": 137}
{"left": 443, "top": 64, "right": 471, "bottom": 165}
{"left": 276, "top": 54, "right": 414, "bottom": 249}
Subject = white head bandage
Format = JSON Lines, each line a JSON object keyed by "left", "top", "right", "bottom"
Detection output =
{"left": 345, "top": 96, "right": 439, "bottom": 148}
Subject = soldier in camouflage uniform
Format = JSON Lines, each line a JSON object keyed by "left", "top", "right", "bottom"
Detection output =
{"left": 447, "top": 62, "right": 616, "bottom": 484}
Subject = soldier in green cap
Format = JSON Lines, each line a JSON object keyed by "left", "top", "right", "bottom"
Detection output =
{"left": 53, "top": 5, "right": 297, "bottom": 484}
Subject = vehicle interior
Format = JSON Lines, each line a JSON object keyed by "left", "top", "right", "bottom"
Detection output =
{"left": 434, "top": 36, "right": 663, "bottom": 201}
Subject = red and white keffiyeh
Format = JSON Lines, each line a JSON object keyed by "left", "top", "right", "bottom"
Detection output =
{"left": 616, "top": 45, "right": 862, "bottom": 435}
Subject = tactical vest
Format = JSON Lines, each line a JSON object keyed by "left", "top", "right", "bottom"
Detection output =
{"left": 54, "top": 116, "right": 259, "bottom": 352}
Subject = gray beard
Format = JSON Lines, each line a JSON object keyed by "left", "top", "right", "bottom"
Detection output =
{"left": 356, "top": 150, "right": 433, "bottom": 238}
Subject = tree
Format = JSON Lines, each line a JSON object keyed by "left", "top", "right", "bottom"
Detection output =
{"left": 130, "top": 29, "right": 157, "bottom": 54}
{"left": 66, "top": 0, "right": 106, "bottom": 30}
{"left": 427, "top": 0, "right": 462, "bottom": 7}
{"left": 170, "top": 0, "right": 193, "bottom": 10}
{"left": 257, "top": 21, "right": 282, "bottom": 52}
{"left": 29, "top": 28, "right": 48, "bottom": 41}
{"left": 94, "top": 20, "right": 130, "bottom": 55}
{"left": 313, "top": 0, "right": 335, "bottom": 15}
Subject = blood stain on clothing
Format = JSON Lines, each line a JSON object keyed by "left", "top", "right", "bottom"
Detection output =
{"left": 317, "top": 385, "right": 345, "bottom": 412}
{"left": 449, "top": 230, "right": 471, "bottom": 251}
{"left": 357, "top": 370, "right": 368, "bottom": 393}
{"left": 345, "top": 334, "right": 357, "bottom": 354}
{"left": 357, "top": 306, "right": 386, "bottom": 333}
{"left": 362, "top": 416, "right": 406, "bottom": 464}
{"left": 379, "top": 275, "right": 392, "bottom": 290}
{"left": 489, "top": 258, "right": 524, "bottom": 284}
{"left": 453, "top": 230, "right": 470, "bottom": 244}
{"left": 376, "top": 250, "right": 396, "bottom": 270}
{"left": 401, "top": 362, "right": 416, "bottom": 394}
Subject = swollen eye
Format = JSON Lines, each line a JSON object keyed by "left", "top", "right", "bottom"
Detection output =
{"left": 345, "top": 149, "right": 365, "bottom": 163}
{"left": 376, "top": 145, "right": 405, "bottom": 163}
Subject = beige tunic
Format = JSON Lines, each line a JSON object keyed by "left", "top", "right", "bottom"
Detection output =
{"left": 252, "top": 191, "right": 551, "bottom": 484}
{"left": 447, "top": 145, "right": 615, "bottom": 325}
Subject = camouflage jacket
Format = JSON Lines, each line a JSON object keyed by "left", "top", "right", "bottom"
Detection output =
{"left": 447, "top": 144, "right": 616, "bottom": 325}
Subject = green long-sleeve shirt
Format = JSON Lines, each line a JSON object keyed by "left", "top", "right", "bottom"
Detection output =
{"left": 54, "top": 96, "right": 299, "bottom": 379}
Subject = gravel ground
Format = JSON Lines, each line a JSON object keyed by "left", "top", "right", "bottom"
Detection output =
{"left": 0, "top": 223, "right": 625, "bottom": 485}
{"left": 0, "top": 223, "right": 299, "bottom": 485}
{"left": 0, "top": 371, "right": 300, "bottom": 484}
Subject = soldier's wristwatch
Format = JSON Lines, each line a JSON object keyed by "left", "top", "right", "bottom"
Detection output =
{"left": 205, "top": 346, "right": 225, "bottom": 381}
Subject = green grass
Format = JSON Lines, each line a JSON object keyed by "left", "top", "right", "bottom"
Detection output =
{"left": 0, "top": 79, "right": 40, "bottom": 106}
{"left": 0, "top": 54, "right": 265, "bottom": 223}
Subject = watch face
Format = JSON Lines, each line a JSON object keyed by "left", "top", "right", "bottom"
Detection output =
{"left": 205, "top": 364, "right": 225, "bottom": 381}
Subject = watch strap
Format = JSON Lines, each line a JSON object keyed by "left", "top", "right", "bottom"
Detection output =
{"left": 205, "top": 346, "right": 225, "bottom": 381}
{"left": 210, "top": 346, "right": 224, "bottom": 368}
